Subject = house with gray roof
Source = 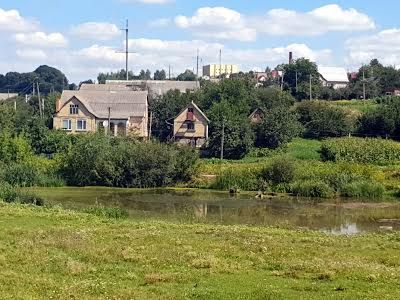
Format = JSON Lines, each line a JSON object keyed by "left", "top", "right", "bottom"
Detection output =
{"left": 53, "top": 89, "right": 149, "bottom": 137}
{"left": 0, "top": 93, "right": 18, "bottom": 101}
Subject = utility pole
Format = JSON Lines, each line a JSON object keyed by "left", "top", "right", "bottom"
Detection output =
{"left": 117, "top": 20, "right": 136, "bottom": 81}
{"left": 149, "top": 111, "right": 153, "bottom": 140}
{"left": 196, "top": 48, "right": 199, "bottom": 79}
{"left": 219, "top": 49, "right": 222, "bottom": 79}
{"left": 220, "top": 119, "right": 225, "bottom": 160}
{"left": 295, "top": 71, "right": 298, "bottom": 92}
{"left": 362, "top": 66, "right": 366, "bottom": 100}
{"left": 281, "top": 72, "right": 285, "bottom": 91}
{"left": 108, "top": 107, "right": 111, "bottom": 135}
{"left": 37, "top": 81, "right": 42, "bottom": 118}
{"left": 168, "top": 65, "right": 171, "bottom": 80}
{"left": 309, "top": 75, "right": 312, "bottom": 101}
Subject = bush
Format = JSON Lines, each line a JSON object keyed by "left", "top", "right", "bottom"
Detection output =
{"left": 321, "top": 137, "right": 400, "bottom": 165}
{"left": 84, "top": 206, "right": 128, "bottom": 219}
{"left": 0, "top": 182, "right": 44, "bottom": 205}
{"left": 296, "top": 101, "right": 356, "bottom": 138}
{"left": 61, "top": 134, "right": 199, "bottom": 188}
{"left": 340, "top": 180, "right": 385, "bottom": 199}
{"left": 261, "top": 157, "right": 295, "bottom": 185}
{"left": 290, "top": 180, "right": 334, "bottom": 198}
{"left": 5, "top": 164, "right": 38, "bottom": 187}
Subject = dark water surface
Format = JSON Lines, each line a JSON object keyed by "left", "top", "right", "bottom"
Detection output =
{"left": 32, "top": 187, "right": 400, "bottom": 235}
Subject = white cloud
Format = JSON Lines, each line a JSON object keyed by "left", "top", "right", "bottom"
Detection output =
{"left": 254, "top": 4, "right": 375, "bottom": 36}
{"left": 16, "top": 49, "right": 47, "bottom": 60}
{"left": 175, "top": 7, "right": 256, "bottom": 42}
{"left": 346, "top": 29, "right": 400, "bottom": 66}
{"left": 15, "top": 32, "right": 68, "bottom": 48}
{"left": 173, "top": 5, "right": 374, "bottom": 41}
{"left": 70, "top": 22, "right": 121, "bottom": 41}
{"left": 0, "top": 8, "right": 39, "bottom": 32}
{"left": 148, "top": 18, "right": 171, "bottom": 27}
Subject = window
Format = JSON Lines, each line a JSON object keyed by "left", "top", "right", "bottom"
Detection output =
{"left": 188, "top": 108, "right": 194, "bottom": 113}
{"left": 187, "top": 121, "right": 195, "bottom": 131}
{"left": 77, "top": 119, "right": 87, "bottom": 131}
{"left": 62, "top": 119, "right": 72, "bottom": 131}
{"left": 70, "top": 104, "right": 79, "bottom": 115}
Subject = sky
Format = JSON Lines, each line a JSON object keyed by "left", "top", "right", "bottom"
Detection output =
{"left": 1, "top": 0, "right": 400, "bottom": 83}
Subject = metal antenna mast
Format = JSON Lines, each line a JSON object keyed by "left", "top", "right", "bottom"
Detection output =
{"left": 117, "top": 20, "right": 135, "bottom": 81}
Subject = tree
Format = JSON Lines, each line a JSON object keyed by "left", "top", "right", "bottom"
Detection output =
{"left": 154, "top": 70, "right": 167, "bottom": 80}
{"left": 255, "top": 106, "right": 303, "bottom": 149}
{"left": 177, "top": 70, "right": 196, "bottom": 81}
{"left": 278, "top": 58, "right": 322, "bottom": 100}
{"left": 296, "top": 101, "right": 356, "bottom": 138}
{"left": 207, "top": 100, "right": 254, "bottom": 159}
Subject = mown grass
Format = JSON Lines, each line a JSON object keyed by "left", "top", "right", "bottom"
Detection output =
{"left": 0, "top": 203, "right": 400, "bottom": 299}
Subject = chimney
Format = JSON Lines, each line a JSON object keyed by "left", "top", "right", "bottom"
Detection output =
{"left": 289, "top": 52, "right": 293, "bottom": 64}
{"left": 55, "top": 99, "right": 61, "bottom": 112}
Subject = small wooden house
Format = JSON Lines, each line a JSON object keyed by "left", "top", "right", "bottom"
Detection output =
{"left": 173, "top": 102, "right": 209, "bottom": 148}
{"left": 249, "top": 108, "right": 264, "bottom": 124}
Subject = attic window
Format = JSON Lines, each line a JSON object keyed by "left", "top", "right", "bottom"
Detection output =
{"left": 70, "top": 104, "right": 79, "bottom": 115}
{"left": 187, "top": 108, "right": 194, "bottom": 121}
{"left": 187, "top": 121, "right": 195, "bottom": 131}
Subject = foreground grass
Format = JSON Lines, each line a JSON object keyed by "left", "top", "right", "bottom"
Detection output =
{"left": 1, "top": 203, "right": 400, "bottom": 299}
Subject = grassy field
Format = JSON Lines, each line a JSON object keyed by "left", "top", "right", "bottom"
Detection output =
{"left": 1, "top": 203, "right": 400, "bottom": 299}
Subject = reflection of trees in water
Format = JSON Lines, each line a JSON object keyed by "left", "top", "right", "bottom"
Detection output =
{"left": 44, "top": 188, "right": 400, "bottom": 233}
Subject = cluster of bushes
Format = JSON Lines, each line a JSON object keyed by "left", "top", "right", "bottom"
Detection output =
{"left": 0, "top": 182, "right": 44, "bottom": 205}
{"left": 213, "top": 156, "right": 385, "bottom": 199}
{"left": 60, "top": 134, "right": 199, "bottom": 188}
{"left": 321, "top": 137, "right": 400, "bottom": 165}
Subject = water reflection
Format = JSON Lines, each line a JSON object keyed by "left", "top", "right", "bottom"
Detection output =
{"left": 33, "top": 188, "right": 400, "bottom": 235}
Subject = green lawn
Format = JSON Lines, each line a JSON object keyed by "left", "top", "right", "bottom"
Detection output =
{"left": 1, "top": 203, "right": 400, "bottom": 299}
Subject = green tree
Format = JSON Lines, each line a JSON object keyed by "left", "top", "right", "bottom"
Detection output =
{"left": 255, "top": 106, "right": 303, "bottom": 149}
{"left": 154, "top": 70, "right": 167, "bottom": 80}
{"left": 296, "top": 101, "right": 356, "bottom": 138}
{"left": 177, "top": 70, "right": 196, "bottom": 81}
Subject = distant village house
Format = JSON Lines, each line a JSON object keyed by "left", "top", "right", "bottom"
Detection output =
{"left": 318, "top": 66, "right": 349, "bottom": 90}
{"left": 173, "top": 102, "right": 209, "bottom": 148}
{"left": 249, "top": 108, "right": 264, "bottom": 124}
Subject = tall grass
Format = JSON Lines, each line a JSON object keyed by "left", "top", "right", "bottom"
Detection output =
{"left": 211, "top": 168, "right": 260, "bottom": 191}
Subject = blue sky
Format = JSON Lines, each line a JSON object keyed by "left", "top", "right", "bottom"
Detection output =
{"left": 1, "top": 0, "right": 399, "bottom": 82}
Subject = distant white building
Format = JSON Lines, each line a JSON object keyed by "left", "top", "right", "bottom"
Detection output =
{"left": 0, "top": 93, "right": 18, "bottom": 101}
{"left": 318, "top": 66, "right": 349, "bottom": 90}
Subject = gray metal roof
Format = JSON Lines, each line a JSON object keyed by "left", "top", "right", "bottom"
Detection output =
{"left": 106, "top": 80, "right": 200, "bottom": 97}
{"left": 59, "top": 90, "right": 148, "bottom": 119}
{"left": 318, "top": 66, "right": 349, "bottom": 83}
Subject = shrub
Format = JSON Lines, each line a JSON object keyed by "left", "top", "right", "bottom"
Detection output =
{"left": 84, "top": 206, "right": 128, "bottom": 219}
{"left": 261, "top": 157, "right": 296, "bottom": 185}
{"left": 340, "top": 180, "right": 385, "bottom": 199}
{"left": 0, "top": 182, "right": 44, "bottom": 205}
{"left": 321, "top": 137, "right": 400, "bottom": 165}
{"left": 290, "top": 180, "right": 334, "bottom": 198}
{"left": 5, "top": 164, "right": 38, "bottom": 187}
{"left": 212, "top": 168, "right": 260, "bottom": 191}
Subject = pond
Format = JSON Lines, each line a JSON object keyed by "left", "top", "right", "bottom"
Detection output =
{"left": 31, "top": 187, "right": 400, "bottom": 235}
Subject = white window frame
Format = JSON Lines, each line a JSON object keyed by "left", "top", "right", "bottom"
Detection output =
{"left": 77, "top": 119, "right": 87, "bottom": 131}
{"left": 62, "top": 119, "right": 72, "bottom": 131}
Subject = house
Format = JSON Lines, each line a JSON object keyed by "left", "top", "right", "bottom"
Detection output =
{"left": 173, "top": 102, "right": 210, "bottom": 148}
{"left": 0, "top": 93, "right": 18, "bottom": 101}
{"left": 249, "top": 108, "right": 264, "bottom": 124}
{"left": 103, "top": 80, "right": 200, "bottom": 98}
{"left": 385, "top": 89, "right": 400, "bottom": 96}
{"left": 53, "top": 89, "right": 149, "bottom": 138}
{"left": 318, "top": 66, "right": 349, "bottom": 89}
